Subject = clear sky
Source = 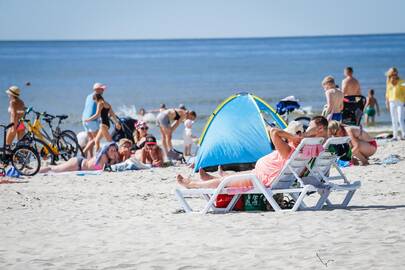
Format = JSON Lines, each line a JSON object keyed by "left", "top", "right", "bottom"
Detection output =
{"left": 1, "top": 0, "right": 404, "bottom": 41}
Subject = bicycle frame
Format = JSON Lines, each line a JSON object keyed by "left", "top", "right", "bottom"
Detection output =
{"left": 22, "top": 111, "right": 60, "bottom": 156}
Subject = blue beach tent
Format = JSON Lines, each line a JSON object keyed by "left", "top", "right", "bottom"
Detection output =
{"left": 194, "top": 93, "right": 286, "bottom": 172}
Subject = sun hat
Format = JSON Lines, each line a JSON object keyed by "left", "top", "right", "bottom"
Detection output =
{"left": 93, "top": 82, "right": 107, "bottom": 90}
{"left": 145, "top": 135, "right": 157, "bottom": 145}
{"left": 284, "top": 121, "right": 304, "bottom": 135}
{"left": 135, "top": 120, "right": 148, "bottom": 130}
{"left": 5, "top": 86, "right": 20, "bottom": 97}
{"left": 118, "top": 138, "right": 132, "bottom": 148}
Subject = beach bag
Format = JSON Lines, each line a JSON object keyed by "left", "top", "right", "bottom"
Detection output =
{"left": 167, "top": 148, "right": 186, "bottom": 163}
{"left": 244, "top": 194, "right": 267, "bottom": 211}
{"left": 215, "top": 194, "right": 244, "bottom": 211}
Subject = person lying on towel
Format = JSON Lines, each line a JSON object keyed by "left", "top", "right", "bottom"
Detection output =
{"left": 176, "top": 116, "right": 329, "bottom": 189}
{"left": 39, "top": 142, "right": 124, "bottom": 173}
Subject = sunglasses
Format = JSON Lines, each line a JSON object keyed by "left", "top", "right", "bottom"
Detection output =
{"left": 139, "top": 127, "right": 148, "bottom": 130}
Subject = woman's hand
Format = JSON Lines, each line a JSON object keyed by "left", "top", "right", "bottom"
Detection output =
{"left": 386, "top": 100, "right": 390, "bottom": 112}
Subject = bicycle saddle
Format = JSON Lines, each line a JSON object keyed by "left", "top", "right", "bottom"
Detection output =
{"left": 56, "top": 115, "right": 68, "bottom": 120}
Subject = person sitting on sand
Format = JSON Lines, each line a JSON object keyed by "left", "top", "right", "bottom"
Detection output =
{"left": 177, "top": 116, "right": 328, "bottom": 189}
{"left": 156, "top": 107, "right": 197, "bottom": 154}
{"left": 141, "top": 135, "right": 164, "bottom": 167}
{"left": 328, "top": 120, "right": 377, "bottom": 165}
{"left": 364, "top": 89, "right": 380, "bottom": 126}
{"left": 322, "top": 76, "right": 344, "bottom": 121}
{"left": 40, "top": 142, "right": 120, "bottom": 173}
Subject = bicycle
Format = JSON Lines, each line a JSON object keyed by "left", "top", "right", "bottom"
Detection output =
{"left": 17, "top": 108, "right": 79, "bottom": 165}
{"left": 42, "top": 112, "right": 83, "bottom": 157}
{"left": 0, "top": 123, "right": 41, "bottom": 176}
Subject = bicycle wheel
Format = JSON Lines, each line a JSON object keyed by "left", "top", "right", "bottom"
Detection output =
{"left": 11, "top": 145, "right": 41, "bottom": 176}
{"left": 57, "top": 132, "right": 80, "bottom": 161}
{"left": 31, "top": 138, "right": 57, "bottom": 165}
{"left": 61, "top": 130, "right": 78, "bottom": 142}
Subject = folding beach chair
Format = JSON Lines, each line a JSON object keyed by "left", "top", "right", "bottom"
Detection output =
{"left": 305, "top": 136, "right": 361, "bottom": 209}
{"left": 175, "top": 137, "right": 324, "bottom": 214}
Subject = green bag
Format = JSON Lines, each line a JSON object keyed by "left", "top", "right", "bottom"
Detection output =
{"left": 244, "top": 194, "right": 267, "bottom": 211}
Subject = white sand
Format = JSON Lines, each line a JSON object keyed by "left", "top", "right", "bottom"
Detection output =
{"left": 1, "top": 140, "right": 405, "bottom": 269}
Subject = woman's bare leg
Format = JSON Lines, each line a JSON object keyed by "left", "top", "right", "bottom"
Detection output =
{"left": 5, "top": 127, "right": 17, "bottom": 145}
{"left": 177, "top": 174, "right": 221, "bottom": 189}
{"left": 40, "top": 157, "right": 79, "bottom": 173}
{"left": 218, "top": 165, "right": 230, "bottom": 177}
{"left": 166, "top": 129, "right": 173, "bottom": 150}
{"left": 101, "top": 125, "right": 112, "bottom": 142}
{"left": 159, "top": 127, "right": 168, "bottom": 154}
{"left": 351, "top": 139, "right": 369, "bottom": 165}
{"left": 94, "top": 125, "right": 108, "bottom": 152}
{"left": 177, "top": 170, "right": 254, "bottom": 189}
{"left": 199, "top": 168, "right": 215, "bottom": 180}
{"left": 83, "top": 139, "right": 95, "bottom": 158}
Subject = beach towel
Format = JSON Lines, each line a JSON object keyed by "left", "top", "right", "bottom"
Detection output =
{"left": 109, "top": 158, "right": 150, "bottom": 172}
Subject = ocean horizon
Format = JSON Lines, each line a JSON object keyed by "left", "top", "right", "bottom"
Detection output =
{"left": 1, "top": 33, "right": 405, "bottom": 139}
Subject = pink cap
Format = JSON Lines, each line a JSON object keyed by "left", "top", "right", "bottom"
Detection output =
{"left": 93, "top": 82, "right": 107, "bottom": 90}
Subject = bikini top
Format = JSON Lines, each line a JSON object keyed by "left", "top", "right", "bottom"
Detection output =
{"left": 174, "top": 110, "right": 181, "bottom": 121}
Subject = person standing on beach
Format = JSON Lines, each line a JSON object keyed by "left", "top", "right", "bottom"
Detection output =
{"left": 322, "top": 76, "right": 344, "bottom": 121}
{"left": 5, "top": 85, "right": 26, "bottom": 145}
{"left": 342, "top": 67, "right": 361, "bottom": 96}
{"left": 82, "top": 83, "right": 106, "bottom": 157}
{"left": 84, "top": 94, "right": 121, "bottom": 153}
{"left": 385, "top": 67, "right": 405, "bottom": 140}
{"left": 364, "top": 89, "right": 380, "bottom": 126}
{"left": 156, "top": 108, "right": 197, "bottom": 155}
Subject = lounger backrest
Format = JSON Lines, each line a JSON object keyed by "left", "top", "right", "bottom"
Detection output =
{"left": 313, "top": 137, "right": 351, "bottom": 177}
{"left": 272, "top": 137, "right": 324, "bottom": 189}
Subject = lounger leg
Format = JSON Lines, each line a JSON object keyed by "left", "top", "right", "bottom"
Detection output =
{"left": 290, "top": 192, "right": 309, "bottom": 210}
{"left": 315, "top": 189, "right": 330, "bottom": 210}
{"left": 342, "top": 190, "right": 356, "bottom": 207}
{"left": 201, "top": 194, "right": 219, "bottom": 214}
{"left": 224, "top": 194, "right": 240, "bottom": 212}
{"left": 175, "top": 189, "right": 193, "bottom": 213}
{"left": 291, "top": 186, "right": 308, "bottom": 211}
{"left": 262, "top": 190, "right": 282, "bottom": 211}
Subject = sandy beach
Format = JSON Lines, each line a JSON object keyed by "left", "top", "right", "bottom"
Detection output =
{"left": 0, "top": 139, "right": 404, "bottom": 269}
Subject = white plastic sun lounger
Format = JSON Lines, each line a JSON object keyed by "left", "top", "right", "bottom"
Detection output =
{"left": 175, "top": 137, "right": 324, "bottom": 214}
{"left": 305, "top": 136, "right": 361, "bottom": 209}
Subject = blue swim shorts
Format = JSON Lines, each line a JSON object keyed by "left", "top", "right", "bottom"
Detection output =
{"left": 83, "top": 120, "right": 100, "bottom": 132}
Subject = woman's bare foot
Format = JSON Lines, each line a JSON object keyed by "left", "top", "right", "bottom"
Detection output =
{"left": 199, "top": 168, "right": 214, "bottom": 180}
{"left": 177, "top": 174, "right": 192, "bottom": 188}
{"left": 218, "top": 165, "right": 227, "bottom": 177}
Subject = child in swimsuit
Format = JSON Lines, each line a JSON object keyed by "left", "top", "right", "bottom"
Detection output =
{"left": 364, "top": 89, "right": 380, "bottom": 126}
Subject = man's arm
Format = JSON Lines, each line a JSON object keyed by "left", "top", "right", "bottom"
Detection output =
{"left": 341, "top": 79, "right": 348, "bottom": 96}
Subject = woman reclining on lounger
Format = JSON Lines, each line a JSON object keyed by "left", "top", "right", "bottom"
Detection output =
{"left": 39, "top": 142, "right": 121, "bottom": 173}
{"left": 177, "top": 116, "right": 329, "bottom": 189}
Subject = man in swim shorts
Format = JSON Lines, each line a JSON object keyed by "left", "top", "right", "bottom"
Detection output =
{"left": 82, "top": 82, "right": 106, "bottom": 157}
{"left": 342, "top": 67, "right": 362, "bottom": 97}
{"left": 322, "top": 76, "right": 344, "bottom": 121}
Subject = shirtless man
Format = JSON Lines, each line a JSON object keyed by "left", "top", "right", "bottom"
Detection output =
{"left": 322, "top": 76, "right": 344, "bottom": 121}
{"left": 341, "top": 67, "right": 361, "bottom": 96}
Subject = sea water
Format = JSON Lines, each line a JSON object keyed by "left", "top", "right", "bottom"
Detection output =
{"left": 1, "top": 34, "right": 405, "bottom": 140}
